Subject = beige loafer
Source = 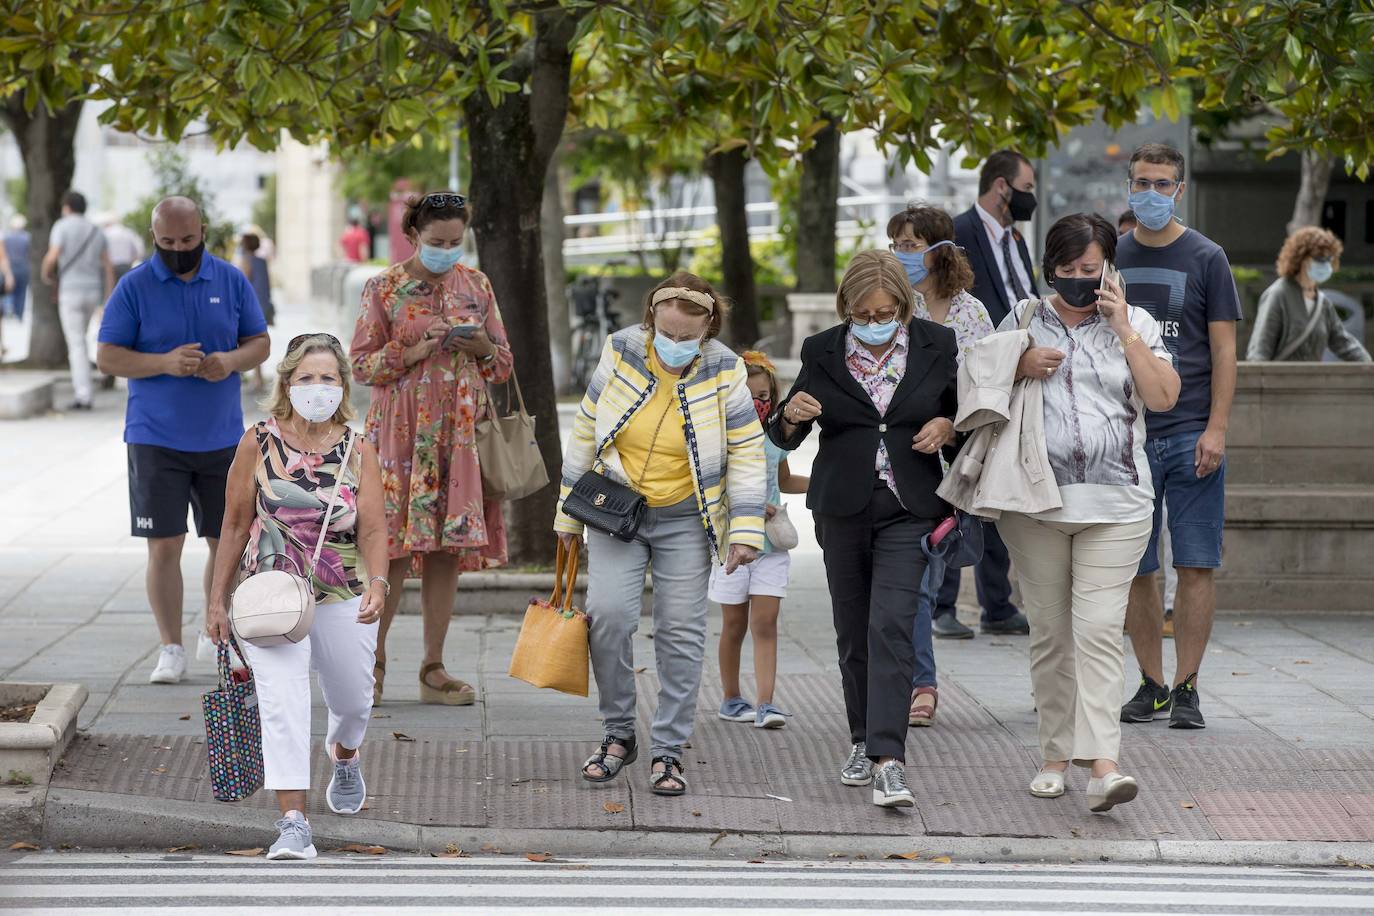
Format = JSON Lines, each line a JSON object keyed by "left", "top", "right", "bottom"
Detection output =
{"left": 1087, "top": 772, "right": 1138, "bottom": 812}
{"left": 1029, "top": 768, "right": 1066, "bottom": 798}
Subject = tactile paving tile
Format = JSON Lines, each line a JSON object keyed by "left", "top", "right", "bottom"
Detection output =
{"left": 487, "top": 775, "right": 634, "bottom": 830}
{"left": 904, "top": 728, "right": 1032, "bottom": 770}
{"left": 487, "top": 739, "right": 602, "bottom": 782}
{"left": 1208, "top": 814, "right": 1370, "bottom": 842}
{"left": 631, "top": 790, "right": 782, "bottom": 834}
{"left": 767, "top": 775, "right": 917, "bottom": 837}
{"left": 1318, "top": 772, "right": 1374, "bottom": 816}
{"left": 1303, "top": 747, "right": 1374, "bottom": 771}
{"left": 907, "top": 766, "right": 1072, "bottom": 838}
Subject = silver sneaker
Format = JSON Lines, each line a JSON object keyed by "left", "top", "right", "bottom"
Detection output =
{"left": 840, "top": 742, "right": 875, "bottom": 786}
{"left": 265, "top": 811, "right": 317, "bottom": 861}
{"left": 872, "top": 761, "right": 915, "bottom": 808}
{"left": 326, "top": 753, "right": 366, "bottom": 815}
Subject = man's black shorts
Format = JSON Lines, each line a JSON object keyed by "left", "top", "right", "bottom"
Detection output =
{"left": 127, "top": 443, "right": 237, "bottom": 539}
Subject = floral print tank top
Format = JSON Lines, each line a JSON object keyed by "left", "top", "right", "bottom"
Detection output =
{"left": 244, "top": 418, "right": 364, "bottom": 604}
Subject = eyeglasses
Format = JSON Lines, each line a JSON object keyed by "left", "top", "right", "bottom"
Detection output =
{"left": 889, "top": 241, "right": 925, "bottom": 254}
{"left": 422, "top": 193, "right": 467, "bottom": 209}
{"left": 1128, "top": 178, "right": 1180, "bottom": 195}
{"left": 847, "top": 310, "right": 899, "bottom": 327}
{"left": 287, "top": 332, "right": 342, "bottom": 353}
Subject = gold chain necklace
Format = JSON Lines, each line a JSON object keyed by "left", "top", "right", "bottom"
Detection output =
{"left": 292, "top": 419, "right": 338, "bottom": 456}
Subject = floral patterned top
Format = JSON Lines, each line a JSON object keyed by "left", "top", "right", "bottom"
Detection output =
{"left": 845, "top": 325, "right": 909, "bottom": 503}
{"left": 349, "top": 262, "right": 514, "bottom": 573}
{"left": 244, "top": 419, "right": 363, "bottom": 605}
{"left": 914, "top": 289, "right": 995, "bottom": 366}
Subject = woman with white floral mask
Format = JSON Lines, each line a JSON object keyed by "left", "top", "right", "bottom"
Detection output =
{"left": 1247, "top": 225, "right": 1370, "bottom": 363}
{"left": 206, "top": 333, "right": 390, "bottom": 860}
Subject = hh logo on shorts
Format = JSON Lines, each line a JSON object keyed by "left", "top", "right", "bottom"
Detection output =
{"left": 136, "top": 517, "right": 154, "bottom": 530}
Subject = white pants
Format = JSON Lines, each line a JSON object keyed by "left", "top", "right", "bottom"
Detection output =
{"left": 1159, "top": 506, "right": 1178, "bottom": 610}
{"left": 240, "top": 596, "right": 378, "bottom": 791}
{"left": 58, "top": 289, "right": 102, "bottom": 403}
{"left": 998, "top": 513, "right": 1152, "bottom": 766}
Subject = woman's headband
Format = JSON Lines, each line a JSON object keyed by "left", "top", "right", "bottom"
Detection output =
{"left": 652, "top": 287, "right": 715, "bottom": 313}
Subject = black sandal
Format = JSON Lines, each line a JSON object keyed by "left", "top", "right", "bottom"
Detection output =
{"left": 650, "top": 756, "right": 688, "bottom": 796}
{"left": 582, "top": 734, "right": 637, "bottom": 784}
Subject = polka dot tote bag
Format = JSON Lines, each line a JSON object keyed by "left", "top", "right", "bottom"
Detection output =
{"left": 201, "top": 637, "right": 264, "bottom": 802}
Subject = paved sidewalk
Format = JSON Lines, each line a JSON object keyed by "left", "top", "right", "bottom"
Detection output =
{"left": 6, "top": 302, "right": 1374, "bottom": 861}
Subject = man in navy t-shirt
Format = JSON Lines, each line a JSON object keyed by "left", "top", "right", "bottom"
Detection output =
{"left": 97, "top": 197, "right": 270, "bottom": 685}
{"left": 1114, "top": 145, "right": 1241, "bottom": 731}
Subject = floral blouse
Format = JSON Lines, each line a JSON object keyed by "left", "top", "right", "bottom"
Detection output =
{"left": 845, "top": 325, "right": 909, "bottom": 503}
{"left": 914, "top": 289, "right": 995, "bottom": 366}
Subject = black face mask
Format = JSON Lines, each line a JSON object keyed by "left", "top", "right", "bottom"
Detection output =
{"left": 157, "top": 241, "right": 205, "bottom": 275}
{"left": 1005, "top": 185, "right": 1037, "bottom": 222}
{"left": 1052, "top": 276, "right": 1099, "bottom": 309}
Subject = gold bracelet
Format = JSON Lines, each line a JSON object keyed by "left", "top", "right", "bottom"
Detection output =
{"left": 1120, "top": 332, "right": 1142, "bottom": 349}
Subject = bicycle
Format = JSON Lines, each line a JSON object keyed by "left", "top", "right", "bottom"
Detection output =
{"left": 568, "top": 264, "right": 623, "bottom": 391}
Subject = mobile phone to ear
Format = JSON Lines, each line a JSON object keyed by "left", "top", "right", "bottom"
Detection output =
{"left": 443, "top": 324, "right": 478, "bottom": 348}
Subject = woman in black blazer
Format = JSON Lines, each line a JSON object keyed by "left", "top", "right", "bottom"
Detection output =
{"left": 769, "top": 249, "right": 957, "bottom": 809}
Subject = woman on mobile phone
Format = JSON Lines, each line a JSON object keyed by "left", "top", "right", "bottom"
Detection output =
{"left": 348, "top": 191, "right": 514, "bottom": 707}
{"left": 991, "top": 213, "right": 1178, "bottom": 812}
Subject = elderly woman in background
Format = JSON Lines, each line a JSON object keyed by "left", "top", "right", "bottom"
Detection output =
{"left": 770, "top": 249, "right": 958, "bottom": 808}
{"left": 1246, "top": 225, "right": 1370, "bottom": 363}
{"left": 556, "top": 271, "right": 764, "bottom": 798}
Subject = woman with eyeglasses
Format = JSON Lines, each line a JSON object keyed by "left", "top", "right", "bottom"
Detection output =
{"left": 206, "top": 333, "right": 390, "bottom": 860}
{"left": 768, "top": 250, "right": 958, "bottom": 808}
{"left": 554, "top": 271, "right": 765, "bottom": 798}
{"left": 349, "top": 191, "right": 514, "bottom": 707}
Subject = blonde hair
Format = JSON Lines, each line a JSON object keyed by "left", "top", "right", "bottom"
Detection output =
{"left": 836, "top": 249, "right": 916, "bottom": 322}
{"left": 262, "top": 333, "right": 356, "bottom": 424}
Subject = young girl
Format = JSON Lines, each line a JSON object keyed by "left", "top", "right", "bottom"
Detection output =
{"left": 711, "top": 351, "right": 809, "bottom": 728}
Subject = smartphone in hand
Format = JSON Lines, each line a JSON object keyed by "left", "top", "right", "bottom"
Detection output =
{"left": 443, "top": 324, "right": 478, "bottom": 349}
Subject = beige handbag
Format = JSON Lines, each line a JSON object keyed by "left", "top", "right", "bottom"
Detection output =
{"left": 476, "top": 373, "right": 549, "bottom": 501}
{"left": 230, "top": 431, "right": 356, "bottom": 647}
{"left": 764, "top": 502, "right": 800, "bottom": 550}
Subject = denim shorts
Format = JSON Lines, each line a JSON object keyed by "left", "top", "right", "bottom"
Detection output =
{"left": 1138, "top": 429, "right": 1225, "bottom": 574}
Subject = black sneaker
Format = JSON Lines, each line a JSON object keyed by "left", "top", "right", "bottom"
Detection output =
{"left": 932, "top": 613, "right": 975, "bottom": 639}
{"left": 1169, "top": 673, "right": 1206, "bottom": 729}
{"left": 1120, "top": 673, "right": 1171, "bottom": 723}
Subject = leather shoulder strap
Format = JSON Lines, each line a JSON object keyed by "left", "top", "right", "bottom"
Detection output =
{"left": 309, "top": 430, "right": 356, "bottom": 574}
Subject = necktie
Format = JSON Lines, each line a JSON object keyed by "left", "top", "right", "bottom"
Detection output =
{"left": 1000, "top": 230, "right": 1029, "bottom": 302}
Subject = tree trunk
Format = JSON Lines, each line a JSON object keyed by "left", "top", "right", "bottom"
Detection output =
{"left": 542, "top": 154, "right": 571, "bottom": 394}
{"left": 1288, "top": 150, "right": 1335, "bottom": 234}
{"left": 795, "top": 117, "right": 841, "bottom": 294}
{"left": 1, "top": 97, "right": 83, "bottom": 368}
{"left": 705, "top": 146, "right": 759, "bottom": 347}
{"left": 462, "top": 10, "right": 579, "bottom": 568}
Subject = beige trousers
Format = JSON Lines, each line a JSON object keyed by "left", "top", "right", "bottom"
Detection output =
{"left": 997, "top": 512, "right": 1153, "bottom": 767}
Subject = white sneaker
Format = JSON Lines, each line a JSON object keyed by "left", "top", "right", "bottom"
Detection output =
{"left": 149, "top": 644, "right": 187, "bottom": 684}
{"left": 196, "top": 632, "right": 219, "bottom": 663}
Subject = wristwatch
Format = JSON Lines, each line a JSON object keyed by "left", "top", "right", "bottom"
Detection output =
{"left": 368, "top": 575, "right": 391, "bottom": 596}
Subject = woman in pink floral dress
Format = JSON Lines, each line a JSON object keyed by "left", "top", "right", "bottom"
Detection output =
{"left": 349, "top": 192, "right": 513, "bottom": 706}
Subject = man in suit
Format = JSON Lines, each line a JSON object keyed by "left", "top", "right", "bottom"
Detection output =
{"left": 937, "top": 150, "right": 1038, "bottom": 639}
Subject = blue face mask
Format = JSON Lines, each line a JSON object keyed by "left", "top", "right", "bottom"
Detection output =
{"left": 653, "top": 332, "right": 702, "bottom": 368}
{"left": 418, "top": 243, "right": 463, "bottom": 273}
{"left": 893, "top": 240, "right": 955, "bottom": 288}
{"left": 1126, "top": 187, "right": 1179, "bottom": 232}
{"left": 1307, "top": 259, "right": 1334, "bottom": 284}
{"left": 851, "top": 319, "right": 900, "bottom": 346}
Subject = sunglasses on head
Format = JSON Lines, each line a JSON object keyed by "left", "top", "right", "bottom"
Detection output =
{"left": 422, "top": 193, "right": 467, "bottom": 210}
{"left": 287, "top": 333, "right": 342, "bottom": 354}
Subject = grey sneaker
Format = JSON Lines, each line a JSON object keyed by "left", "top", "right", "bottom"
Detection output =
{"left": 265, "top": 811, "right": 317, "bottom": 861}
{"left": 840, "top": 742, "right": 875, "bottom": 787}
{"left": 872, "top": 761, "right": 915, "bottom": 808}
{"left": 326, "top": 752, "right": 366, "bottom": 815}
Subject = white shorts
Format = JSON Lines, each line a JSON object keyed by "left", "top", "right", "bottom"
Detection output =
{"left": 708, "top": 550, "right": 791, "bottom": 604}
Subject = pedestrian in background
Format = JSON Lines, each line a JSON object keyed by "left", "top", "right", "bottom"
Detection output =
{"left": 3, "top": 215, "right": 29, "bottom": 324}
{"left": 206, "top": 333, "right": 390, "bottom": 862}
{"left": 1117, "top": 143, "right": 1242, "bottom": 731}
{"left": 236, "top": 232, "right": 276, "bottom": 391}
{"left": 1247, "top": 226, "right": 1370, "bottom": 363}
{"left": 0, "top": 228, "right": 13, "bottom": 358}
{"left": 349, "top": 191, "right": 513, "bottom": 707}
{"left": 96, "top": 196, "right": 270, "bottom": 685}
{"left": 989, "top": 213, "right": 1179, "bottom": 811}
{"left": 41, "top": 191, "right": 115, "bottom": 410}
{"left": 770, "top": 250, "right": 957, "bottom": 808}
{"left": 1117, "top": 210, "right": 1138, "bottom": 235}
{"left": 556, "top": 271, "right": 764, "bottom": 797}
{"left": 713, "top": 350, "right": 808, "bottom": 731}
{"left": 102, "top": 213, "right": 145, "bottom": 283}
{"left": 339, "top": 217, "right": 371, "bottom": 263}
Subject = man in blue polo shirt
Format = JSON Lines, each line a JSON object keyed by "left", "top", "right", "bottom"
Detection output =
{"left": 97, "top": 197, "right": 270, "bottom": 685}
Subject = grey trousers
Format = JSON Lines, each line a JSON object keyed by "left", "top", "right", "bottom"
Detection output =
{"left": 586, "top": 498, "right": 711, "bottom": 761}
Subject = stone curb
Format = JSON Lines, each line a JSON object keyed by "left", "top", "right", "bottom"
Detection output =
{"left": 0, "top": 682, "right": 88, "bottom": 787}
{"left": 38, "top": 787, "right": 1374, "bottom": 866}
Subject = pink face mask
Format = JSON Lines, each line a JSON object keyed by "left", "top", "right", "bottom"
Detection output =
{"left": 753, "top": 396, "right": 772, "bottom": 424}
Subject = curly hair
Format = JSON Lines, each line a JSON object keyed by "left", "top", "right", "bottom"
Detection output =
{"left": 885, "top": 205, "right": 976, "bottom": 300}
{"left": 1276, "top": 226, "right": 1343, "bottom": 280}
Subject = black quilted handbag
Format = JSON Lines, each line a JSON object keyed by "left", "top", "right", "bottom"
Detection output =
{"left": 563, "top": 470, "right": 646, "bottom": 542}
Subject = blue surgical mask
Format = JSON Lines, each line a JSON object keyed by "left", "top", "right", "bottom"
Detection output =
{"left": 1127, "top": 188, "right": 1179, "bottom": 232}
{"left": 851, "top": 319, "right": 900, "bottom": 346}
{"left": 653, "top": 332, "right": 701, "bottom": 368}
{"left": 893, "top": 240, "right": 955, "bottom": 288}
{"left": 418, "top": 243, "right": 463, "bottom": 273}
{"left": 1307, "top": 259, "right": 1333, "bottom": 284}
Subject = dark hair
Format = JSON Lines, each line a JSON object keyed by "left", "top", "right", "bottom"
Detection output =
{"left": 402, "top": 190, "right": 470, "bottom": 236}
{"left": 1129, "top": 143, "right": 1185, "bottom": 182}
{"left": 744, "top": 362, "right": 780, "bottom": 403}
{"left": 1042, "top": 213, "right": 1118, "bottom": 281}
{"left": 348, "top": 217, "right": 361, "bottom": 227}
{"left": 640, "top": 270, "right": 729, "bottom": 340}
{"left": 978, "top": 150, "right": 1032, "bottom": 196}
{"left": 63, "top": 191, "right": 87, "bottom": 214}
{"left": 241, "top": 233, "right": 261, "bottom": 253}
{"left": 885, "top": 204, "right": 975, "bottom": 300}
{"left": 1117, "top": 209, "right": 1137, "bottom": 230}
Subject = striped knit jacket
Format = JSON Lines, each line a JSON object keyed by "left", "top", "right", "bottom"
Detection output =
{"left": 554, "top": 327, "right": 767, "bottom": 561}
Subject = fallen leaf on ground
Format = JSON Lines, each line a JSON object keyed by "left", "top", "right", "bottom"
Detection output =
{"left": 929, "top": 855, "right": 952, "bottom": 864}
{"left": 338, "top": 844, "right": 386, "bottom": 855}
{"left": 525, "top": 852, "right": 554, "bottom": 862}
{"left": 177, "top": 715, "right": 191, "bottom": 721}
{"left": 827, "top": 852, "right": 847, "bottom": 858}
{"left": 435, "top": 843, "right": 470, "bottom": 858}
{"left": 392, "top": 732, "right": 415, "bottom": 742}
{"left": 634, "top": 666, "right": 647, "bottom": 673}
{"left": 1294, "top": 660, "right": 1312, "bottom": 665}
{"left": 9, "top": 842, "right": 39, "bottom": 851}
{"left": 1337, "top": 855, "right": 1374, "bottom": 869}
{"left": 690, "top": 810, "right": 702, "bottom": 817}
{"left": 480, "top": 842, "right": 503, "bottom": 854}
{"left": 152, "top": 765, "right": 168, "bottom": 774}
{"left": 747, "top": 859, "right": 764, "bottom": 864}
{"left": 1181, "top": 802, "right": 1196, "bottom": 809}
{"left": 166, "top": 844, "right": 200, "bottom": 853}
{"left": 1230, "top": 672, "right": 1251, "bottom": 677}
{"left": 225, "top": 848, "right": 263, "bottom": 857}
{"left": 708, "top": 830, "right": 729, "bottom": 848}
{"left": 885, "top": 851, "right": 923, "bottom": 860}
{"left": 603, "top": 801, "right": 625, "bottom": 814}
{"left": 372, "top": 714, "right": 391, "bottom": 719}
